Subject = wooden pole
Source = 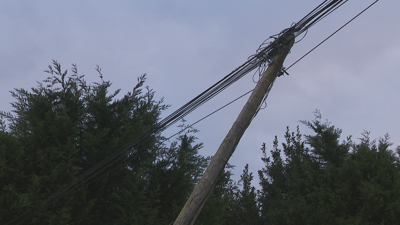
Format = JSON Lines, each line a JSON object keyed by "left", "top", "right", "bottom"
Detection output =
{"left": 173, "top": 34, "right": 295, "bottom": 225}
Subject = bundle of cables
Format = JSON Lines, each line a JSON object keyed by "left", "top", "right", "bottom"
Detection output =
{"left": 7, "top": 1, "right": 356, "bottom": 224}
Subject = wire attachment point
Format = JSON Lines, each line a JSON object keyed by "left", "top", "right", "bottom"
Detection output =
{"left": 277, "top": 66, "right": 289, "bottom": 77}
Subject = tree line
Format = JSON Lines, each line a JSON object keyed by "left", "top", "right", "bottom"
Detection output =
{"left": 1, "top": 61, "right": 399, "bottom": 224}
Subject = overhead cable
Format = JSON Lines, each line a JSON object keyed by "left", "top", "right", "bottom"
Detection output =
{"left": 287, "top": 0, "right": 380, "bottom": 70}
{"left": 7, "top": 1, "right": 353, "bottom": 224}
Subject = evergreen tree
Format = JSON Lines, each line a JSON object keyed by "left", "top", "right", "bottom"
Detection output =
{"left": 0, "top": 61, "right": 239, "bottom": 225}
{"left": 228, "top": 164, "right": 260, "bottom": 225}
{"left": 147, "top": 130, "right": 208, "bottom": 224}
{"left": 0, "top": 61, "right": 167, "bottom": 224}
{"left": 196, "top": 163, "right": 236, "bottom": 225}
{"left": 0, "top": 123, "right": 25, "bottom": 223}
{"left": 258, "top": 111, "right": 400, "bottom": 224}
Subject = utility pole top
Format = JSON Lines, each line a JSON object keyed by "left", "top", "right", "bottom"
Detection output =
{"left": 174, "top": 34, "right": 295, "bottom": 225}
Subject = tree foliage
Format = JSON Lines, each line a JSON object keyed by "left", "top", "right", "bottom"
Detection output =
{"left": 257, "top": 111, "right": 400, "bottom": 225}
{"left": 0, "top": 61, "right": 235, "bottom": 225}
{"left": 2, "top": 61, "right": 399, "bottom": 225}
{"left": 228, "top": 164, "right": 260, "bottom": 225}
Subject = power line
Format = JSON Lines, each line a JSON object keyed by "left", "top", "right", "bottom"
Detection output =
{"left": 286, "top": 0, "right": 380, "bottom": 70}
{"left": 7, "top": 1, "right": 361, "bottom": 224}
{"left": 166, "top": 89, "right": 254, "bottom": 141}
{"left": 166, "top": 0, "right": 380, "bottom": 144}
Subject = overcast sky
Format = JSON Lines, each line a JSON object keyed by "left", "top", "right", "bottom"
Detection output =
{"left": 1, "top": 0, "right": 398, "bottom": 187}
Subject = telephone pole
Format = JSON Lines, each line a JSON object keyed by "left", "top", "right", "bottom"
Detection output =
{"left": 173, "top": 34, "right": 295, "bottom": 225}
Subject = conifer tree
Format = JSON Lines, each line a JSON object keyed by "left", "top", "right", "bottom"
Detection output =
{"left": 196, "top": 163, "right": 236, "bottom": 225}
{"left": 0, "top": 61, "right": 238, "bottom": 225}
{"left": 228, "top": 164, "right": 260, "bottom": 225}
{"left": 0, "top": 61, "right": 168, "bottom": 224}
{"left": 257, "top": 111, "right": 400, "bottom": 224}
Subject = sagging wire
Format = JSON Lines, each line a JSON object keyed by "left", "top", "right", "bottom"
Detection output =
{"left": 252, "top": 0, "right": 349, "bottom": 81}
{"left": 171, "top": 0, "right": 379, "bottom": 149}
{"left": 6, "top": 31, "right": 268, "bottom": 225}
{"left": 295, "top": 29, "right": 308, "bottom": 44}
{"left": 251, "top": 26, "right": 295, "bottom": 83}
{"left": 8, "top": 1, "right": 367, "bottom": 224}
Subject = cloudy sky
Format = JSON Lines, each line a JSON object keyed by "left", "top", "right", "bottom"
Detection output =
{"left": 1, "top": 0, "right": 398, "bottom": 187}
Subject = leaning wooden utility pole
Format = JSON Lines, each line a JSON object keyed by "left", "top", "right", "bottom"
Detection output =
{"left": 173, "top": 34, "right": 295, "bottom": 225}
